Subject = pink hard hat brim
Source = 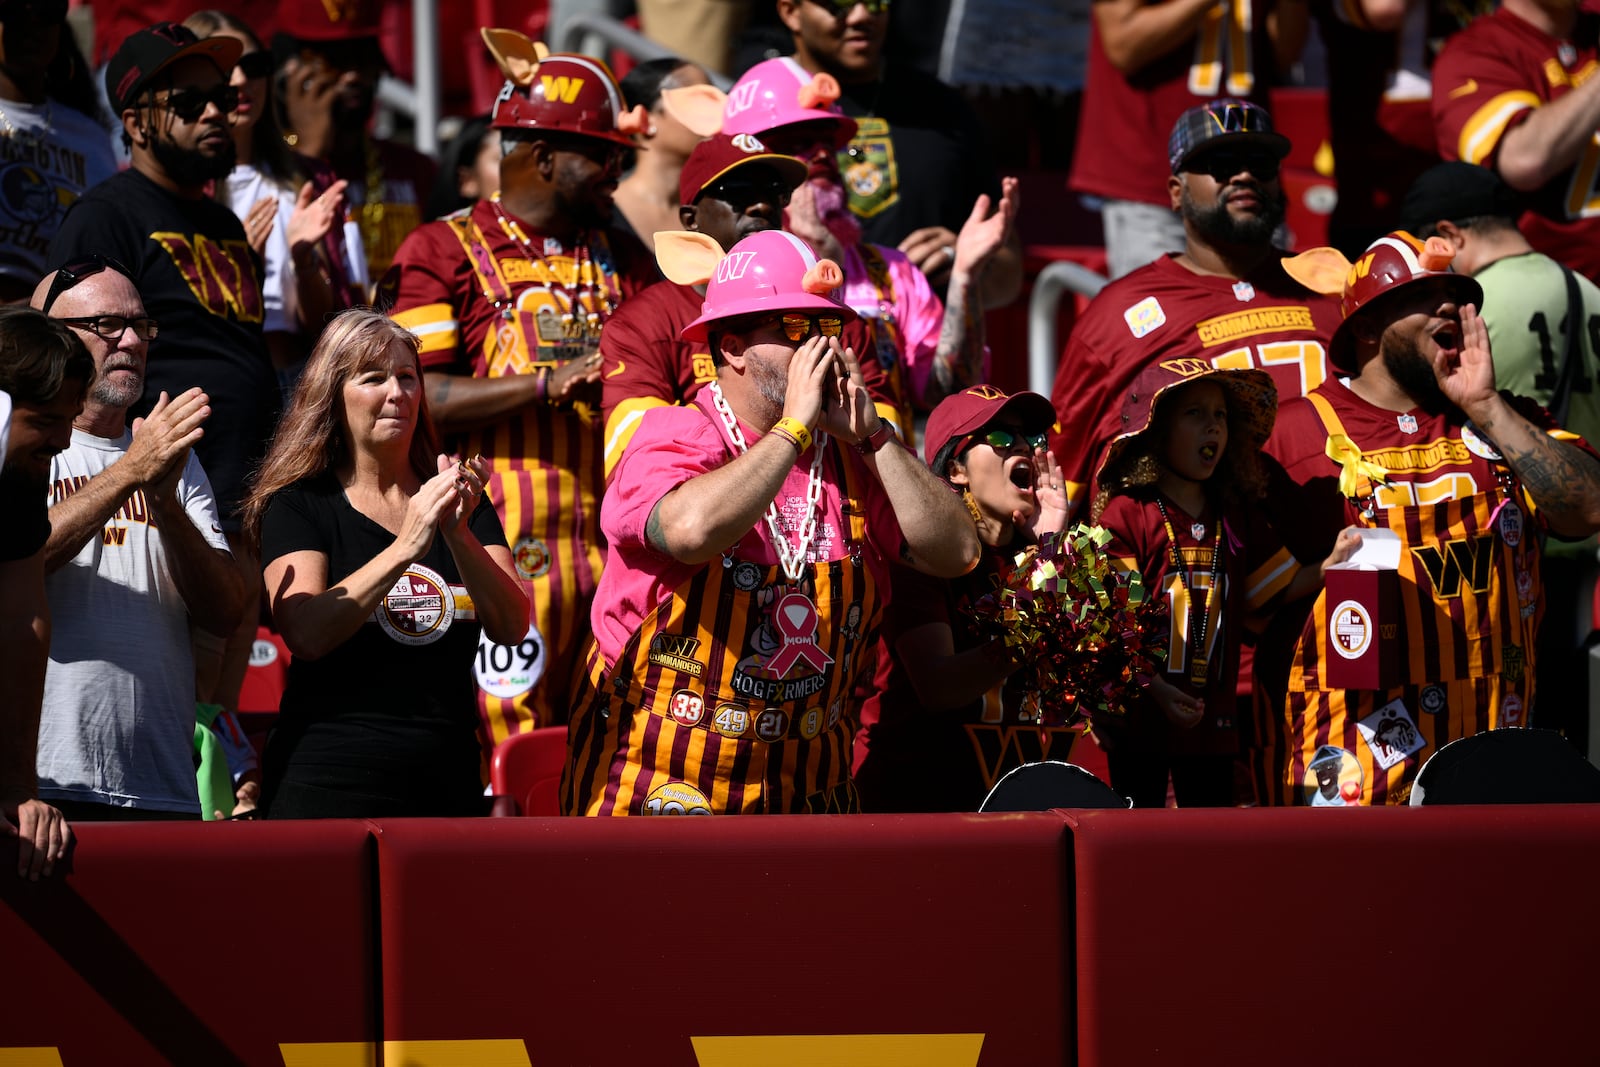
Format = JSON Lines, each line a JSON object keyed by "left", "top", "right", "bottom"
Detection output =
{"left": 680, "top": 292, "right": 858, "bottom": 342}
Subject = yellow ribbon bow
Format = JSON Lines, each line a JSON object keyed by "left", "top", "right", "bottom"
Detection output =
{"left": 1326, "top": 434, "right": 1389, "bottom": 499}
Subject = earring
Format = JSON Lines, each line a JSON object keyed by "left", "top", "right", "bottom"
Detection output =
{"left": 961, "top": 487, "right": 983, "bottom": 526}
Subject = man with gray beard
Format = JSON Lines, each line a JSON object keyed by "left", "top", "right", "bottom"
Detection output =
{"left": 27, "top": 260, "right": 247, "bottom": 820}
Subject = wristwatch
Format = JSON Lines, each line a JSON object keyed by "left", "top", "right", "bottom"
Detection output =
{"left": 856, "top": 420, "right": 895, "bottom": 455}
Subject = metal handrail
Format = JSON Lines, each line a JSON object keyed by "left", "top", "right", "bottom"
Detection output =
{"left": 1029, "top": 259, "right": 1108, "bottom": 397}
{"left": 557, "top": 13, "right": 735, "bottom": 89}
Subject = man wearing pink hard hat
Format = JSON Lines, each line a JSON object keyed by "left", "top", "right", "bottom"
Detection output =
{"left": 563, "top": 228, "right": 979, "bottom": 816}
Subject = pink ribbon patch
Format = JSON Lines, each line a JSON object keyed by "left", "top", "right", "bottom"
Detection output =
{"left": 764, "top": 591, "right": 834, "bottom": 678}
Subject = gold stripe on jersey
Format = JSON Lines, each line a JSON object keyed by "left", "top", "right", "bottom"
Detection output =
{"left": 604, "top": 396, "right": 670, "bottom": 480}
{"left": 393, "top": 304, "right": 459, "bottom": 354}
{"left": 1245, "top": 545, "right": 1297, "bottom": 610}
{"left": 564, "top": 445, "right": 879, "bottom": 815}
{"left": 1458, "top": 91, "right": 1541, "bottom": 165}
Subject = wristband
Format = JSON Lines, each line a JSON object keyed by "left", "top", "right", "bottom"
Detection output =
{"left": 532, "top": 366, "right": 549, "bottom": 403}
{"left": 855, "top": 419, "right": 895, "bottom": 455}
{"left": 772, "top": 417, "right": 813, "bottom": 453}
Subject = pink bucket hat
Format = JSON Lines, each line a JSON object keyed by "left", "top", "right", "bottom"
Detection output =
{"left": 722, "top": 57, "right": 858, "bottom": 147}
{"left": 680, "top": 230, "right": 857, "bottom": 342}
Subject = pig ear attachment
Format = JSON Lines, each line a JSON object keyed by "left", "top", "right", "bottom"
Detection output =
{"left": 481, "top": 28, "right": 544, "bottom": 86}
{"left": 656, "top": 231, "right": 726, "bottom": 286}
{"left": 660, "top": 85, "right": 728, "bottom": 137}
{"left": 1281, "top": 247, "right": 1352, "bottom": 296}
{"left": 797, "top": 72, "right": 841, "bottom": 109}
{"left": 803, "top": 259, "right": 844, "bottom": 293}
{"left": 616, "top": 105, "right": 649, "bottom": 136}
{"left": 1419, "top": 235, "right": 1456, "bottom": 273}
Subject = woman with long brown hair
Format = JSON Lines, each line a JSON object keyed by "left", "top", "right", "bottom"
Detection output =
{"left": 242, "top": 309, "right": 529, "bottom": 818}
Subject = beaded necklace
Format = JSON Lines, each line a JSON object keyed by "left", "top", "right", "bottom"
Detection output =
{"left": 491, "top": 194, "right": 618, "bottom": 360}
{"left": 709, "top": 382, "right": 825, "bottom": 583}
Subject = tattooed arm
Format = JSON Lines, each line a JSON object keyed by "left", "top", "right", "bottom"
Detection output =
{"left": 1442, "top": 305, "right": 1600, "bottom": 537}
{"left": 921, "top": 178, "right": 1018, "bottom": 408}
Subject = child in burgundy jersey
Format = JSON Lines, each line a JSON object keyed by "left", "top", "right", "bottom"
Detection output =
{"left": 1091, "top": 362, "right": 1358, "bottom": 807}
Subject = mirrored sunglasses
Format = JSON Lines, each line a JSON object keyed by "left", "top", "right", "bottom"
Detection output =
{"left": 775, "top": 312, "right": 844, "bottom": 342}
{"left": 974, "top": 428, "right": 1047, "bottom": 454}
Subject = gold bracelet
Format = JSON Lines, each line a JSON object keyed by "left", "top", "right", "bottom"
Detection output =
{"left": 771, "top": 417, "right": 812, "bottom": 453}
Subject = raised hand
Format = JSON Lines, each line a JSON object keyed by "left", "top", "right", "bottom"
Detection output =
{"left": 952, "top": 176, "right": 1019, "bottom": 276}
{"left": 393, "top": 461, "right": 462, "bottom": 561}
{"left": 780, "top": 333, "right": 836, "bottom": 433}
{"left": 128, "top": 388, "right": 209, "bottom": 501}
{"left": 286, "top": 179, "right": 349, "bottom": 255}
{"left": 440, "top": 453, "right": 489, "bottom": 536}
{"left": 243, "top": 197, "right": 277, "bottom": 256}
{"left": 1434, "top": 303, "right": 1498, "bottom": 419}
{"left": 1023, "top": 446, "right": 1068, "bottom": 538}
{"left": 815, "top": 338, "right": 875, "bottom": 444}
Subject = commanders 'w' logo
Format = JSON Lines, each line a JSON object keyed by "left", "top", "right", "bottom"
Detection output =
{"left": 1410, "top": 533, "right": 1495, "bottom": 599}
{"left": 541, "top": 76, "right": 584, "bottom": 104}
{"left": 150, "top": 232, "right": 263, "bottom": 325}
{"left": 1159, "top": 357, "right": 1212, "bottom": 377}
{"left": 714, "top": 251, "right": 757, "bottom": 284}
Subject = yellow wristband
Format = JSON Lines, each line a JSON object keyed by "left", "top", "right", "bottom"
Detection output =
{"left": 772, "top": 417, "right": 813, "bottom": 453}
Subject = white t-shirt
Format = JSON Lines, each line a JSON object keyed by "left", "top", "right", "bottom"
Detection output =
{"left": 37, "top": 429, "right": 231, "bottom": 813}
{"left": 0, "top": 98, "right": 117, "bottom": 289}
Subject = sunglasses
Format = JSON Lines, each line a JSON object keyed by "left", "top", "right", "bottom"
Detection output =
{"left": 808, "top": 0, "right": 891, "bottom": 13}
{"left": 59, "top": 315, "right": 159, "bottom": 342}
{"left": 703, "top": 175, "right": 794, "bottom": 208}
{"left": 967, "top": 427, "right": 1047, "bottom": 454}
{"left": 235, "top": 51, "right": 273, "bottom": 80}
{"left": 157, "top": 84, "right": 241, "bottom": 122}
{"left": 764, "top": 312, "right": 844, "bottom": 342}
{"left": 41, "top": 254, "right": 133, "bottom": 313}
{"left": 1186, "top": 149, "right": 1280, "bottom": 182}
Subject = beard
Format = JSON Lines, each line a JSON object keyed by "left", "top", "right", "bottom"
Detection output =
{"left": 90, "top": 364, "right": 144, "bottom": 411}
{"left": 747, "top": 348, "right": 789, "bottom": 413}
{"left": 785, "top": 176, "right": 861, "bottom": 262}
{"left": 1181, "top": 182, "right": 1285, "bottom": 247}
{"left": 150, "top": 130, "right": 236, "bottom": 187}
{"left": 1381, "top": 329, "right": 1449, "bottom": 410}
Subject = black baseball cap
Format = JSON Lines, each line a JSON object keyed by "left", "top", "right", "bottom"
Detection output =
{"left": 1399, "top": 162, "right": 1525, "bottom": 234}
{"left": 105, "top": 22, "right": 243, "bottom": 114}
{"left": 1168, "top": 98, "right": 1290, "bottom": 175}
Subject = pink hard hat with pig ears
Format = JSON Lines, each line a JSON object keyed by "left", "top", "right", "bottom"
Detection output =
{"left": 679, "top": 229, "right": 857, "bottom": 342}
{"left": 721, "top": 57, "right": 858, "bottom": 148}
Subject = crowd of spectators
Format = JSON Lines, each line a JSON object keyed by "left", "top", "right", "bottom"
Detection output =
{"left": 3, "top": 0, "right": 1599, "bottom": 852}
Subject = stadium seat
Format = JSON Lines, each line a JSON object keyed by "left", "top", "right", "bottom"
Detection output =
{"left": 980, "top": 760, "right": 1131, "bottom": 811}
{"left": 1409, "top": 728, "right": 1600, "bottom": 805}
{"left": 489, "top": 726, "right": 569, "bottom": 816}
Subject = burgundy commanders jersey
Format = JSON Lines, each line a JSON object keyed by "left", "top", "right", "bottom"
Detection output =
{"left": 1071, "top": 0, "right": 1276, "bottom": 208}
{"left": 1051, "top": 253, "right": 1342, "bottom": 516}
{"left": 1433, "top": 5, "right": 1600, "bottom": 283}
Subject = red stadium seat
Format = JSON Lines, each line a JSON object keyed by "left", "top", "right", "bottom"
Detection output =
{"left": 489, "top": 725, "right": 568, "bottom": 816}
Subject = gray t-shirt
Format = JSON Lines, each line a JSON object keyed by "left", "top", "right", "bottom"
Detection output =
{"left": 37, "top": 428, "right": 231, "bottom": 813}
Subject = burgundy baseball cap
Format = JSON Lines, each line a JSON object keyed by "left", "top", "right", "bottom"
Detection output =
{"left": 680, "top": 131, "right": 808, "bottom": 205}
{"left": 923, "top": 385, "right": 1056, "bottom": 467}
{"left": 105, "top": 22, "right": 243, "bottom": 114}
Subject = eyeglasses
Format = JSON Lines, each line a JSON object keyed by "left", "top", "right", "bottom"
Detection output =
{"left": 970, "top": 427, "right": 1047, "bottom": 454}
{"left": 1186, "top": 149, "right": 1280, "bottom": 182}
{"left": 767, "top": 312, "right": 844, "bottom": 342}
{"left": 156, "top": 84, "right": 241, "bottom": 122}
{"left": 41, "top": 254, "right": 133, "bottom": 313}
{"left": 235, "top": 51, "right": 273, "bottom": 80}
{"left": 807, "top": 0, "right": 891, "bottom": 14}
{"left": 59, "top": 315, "right": 159, "bottom": 342}
{"left": 703, "top": 174, "right": 794, "bottom": 208}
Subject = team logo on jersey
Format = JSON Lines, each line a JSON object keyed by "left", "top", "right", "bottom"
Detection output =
{"left": 841, "top": 117, "right": 897, "bottom": 219}
{"left": 375, "top": 563, "right": 455, "bottom": 645}
{"left": 1498, "top": 502, "right": 1523, "bottom": 547}
{"left": 1329, "top": 600, "right": 1372, "bottom": 659}
{"left": 1418, "top": 684, "right": 1447, "bottom": 715}
{"left": 1231, "top": 280, "right": 1255, "bottom": 302}
{"left": 1303, "top": 745, "right": 1363, "bottom": 807}
{"left": 1503, "top": 692, "right": 1524, "bottom": 727}
{"left": 641, "top": 780, "right": 713, "bottom": 815}
{"left": 1460, "top": 423, "right": 1503, "bottom": 461}
{"left": 1397, "top": 413, "right": 1419, "bottom": 434}
{"left": 648, "top": 632, "right": 706, "bottom": 678}
{"left": 514, "top": 536, "right": 551, "bottom": 579}
{"left": 1356, "top": 699, "right": 1427, "bottom": 770}
{"left": 1502, "top": 643, "right": 1526, "bottom": 684}
{"left": 1124, "top": 297, "right": 1167, "bottom": 339}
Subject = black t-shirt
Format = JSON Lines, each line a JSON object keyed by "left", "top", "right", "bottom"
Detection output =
{"left": 0, "top": 471, "right": 47, "bottom": 561}
{"left": 48, "top": 168, "right": 277, "bottom": 527}
{"left": 835, "top": 61, "right": 1002, "bottom": 249}
{"left": 258, "top": 476, "right": 509, "bottom": 803}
